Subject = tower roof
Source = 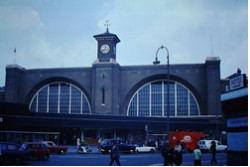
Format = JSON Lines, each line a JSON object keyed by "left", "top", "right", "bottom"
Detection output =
{"left": 93, "top": 28, "right": 120, "bottom": 43}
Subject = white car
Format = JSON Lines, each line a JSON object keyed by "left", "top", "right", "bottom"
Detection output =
{"left": 135, "top": 144, "right": 156, "bottom": 153}
{"left": 198, "top": 140, "right": 227, "bottom": 152}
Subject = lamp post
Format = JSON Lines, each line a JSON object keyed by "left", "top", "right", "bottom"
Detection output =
{"left": 216, "top": 88, "right": 220, "bottom": 140}
{"left": 153, "top": 45, "right": 170, "bottom": 140}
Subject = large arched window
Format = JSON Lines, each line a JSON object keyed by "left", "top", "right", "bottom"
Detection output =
{"left": 127, "top": 80, "right": 200, "bottom": 117}
{"left": 29, "top": 82, "right": 91, "bottom": 114}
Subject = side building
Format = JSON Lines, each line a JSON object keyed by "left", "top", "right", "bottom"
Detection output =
{"left": 0, "top": 28, "right": 225, "bottom": 144}
{"left": 221, "top": 70, "right": 248, "bottom": 166}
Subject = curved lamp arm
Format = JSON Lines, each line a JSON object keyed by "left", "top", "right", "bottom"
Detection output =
{"left": 153, "top": 45, "right": 169, "bottom": 65}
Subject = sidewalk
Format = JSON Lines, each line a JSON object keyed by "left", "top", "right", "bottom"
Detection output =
{"left": 150, "top": 160, "right": 226, "bottom": 166}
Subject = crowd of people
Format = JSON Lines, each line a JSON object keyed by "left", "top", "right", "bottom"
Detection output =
{"left": 106, "top": 139, "right": 217, "bottom": 166}
{"left": 161, "top": 140, "right": 217, "bottom": 166}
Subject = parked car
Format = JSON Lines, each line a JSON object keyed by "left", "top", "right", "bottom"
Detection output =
{"left": 0, "top": 142, "right": 29, "bottom": 164}
{"left": 21, "top": 142, "right": 50, "bottom": 160}
{"left": 198, "top": 140, "right": 227, "bottom": 152}
{"left": 135, "top": 144, "right": 156, "bottom": 153}
{"left": 42, "top": 141, "right": 68, "bottom": 154}
{"left": 98, "top": 139, "right": 136, "bottom": 154}
{"left": 77, "top": 143, "right": 92, "bottom": 154}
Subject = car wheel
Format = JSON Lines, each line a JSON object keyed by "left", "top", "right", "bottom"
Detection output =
{"left": 150, "top": 149, "right": 155, "bottom": 153}
{"left": 44, "top": 155, "right": 49, "bottom": 160}
{"left": 135, "top": 149, "right": 139, "bottom": 153}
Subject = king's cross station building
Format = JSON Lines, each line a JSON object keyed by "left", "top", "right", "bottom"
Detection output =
{"left": 0, "top": 28, "right": 226, "bottom": 145}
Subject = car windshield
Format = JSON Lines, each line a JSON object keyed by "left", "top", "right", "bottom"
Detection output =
{"left": 100, "top": 139, "right": 109, "bottom": 145}
{"left": 40, "top": 144, "right": 47, "bottom": 148}
{"left": 48, "top": 142, "right": 56, "bottom": 146}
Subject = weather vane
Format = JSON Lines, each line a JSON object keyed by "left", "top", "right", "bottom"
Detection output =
{"left": 104, "top": 20, "right": 110, "bottom": 32}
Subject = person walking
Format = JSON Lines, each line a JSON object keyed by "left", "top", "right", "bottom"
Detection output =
{"left": 109, "top": 141, "right": 121, "bottom": 166}
{"left": 174, "top": 141, "right": 183, "bottom": 166}
{"left": 210, "top": 141, "right": 217, "bottom": 164}
{"left": 193, "top": 145, "right": 202, "bottom": 166}
{"left": 76, "top": 138, "right": 81, "bottom": 150}
{"left": 161, "top": 142, "right": 174, "bottom": 166}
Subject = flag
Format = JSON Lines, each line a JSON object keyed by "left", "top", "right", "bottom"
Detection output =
{"left": 14, "top": 48, "right": 16, "bottom": 53}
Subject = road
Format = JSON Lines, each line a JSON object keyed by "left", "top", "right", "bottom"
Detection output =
{"left": 4, "top": 149, "right": 227, "bottom": 166}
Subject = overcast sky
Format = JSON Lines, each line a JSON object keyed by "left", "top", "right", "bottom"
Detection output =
{"left": 0, "top": 0, "right": 248, "bottom": 86}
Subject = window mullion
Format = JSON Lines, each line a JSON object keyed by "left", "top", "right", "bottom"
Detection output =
{"left": 69, "top": 84, "right": 72, "bottom": 114}
{"left": 149, "top": 83, "right": 152, "bottom": 117}
{"left": 58, "top": 84, "right": 60, "bottom": 114}
{"left": 137, "top": 93, "right": 139, "bottom": 117}
{"left": 47, "top": 86, "right": 50, "bottom": 113}
{"left": 80, "top": 94, "right": 83, "bottom": 114}
{"left": 175, "top": 83, "right": 177, "bottom": 116}
{"left": 162, "top": 81, "right": 164, "bottom": 116}
{"left": 36, "top": 94, "right": 38, "bottom": 112}
{"left": 188, "top": 92, "right": 190, "bottom": 116}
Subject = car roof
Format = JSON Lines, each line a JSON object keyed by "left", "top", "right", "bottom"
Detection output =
{"left": 24, "top": 142, "right": 46, "bottom": 144}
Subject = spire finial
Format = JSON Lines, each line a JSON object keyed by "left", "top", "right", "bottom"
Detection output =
{"left": 104, "top": 20, "right": 110, "bottom": 32}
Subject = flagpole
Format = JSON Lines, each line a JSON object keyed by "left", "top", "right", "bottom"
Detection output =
{"left": 14, "top": 47, "right": 16, "bottom": 64}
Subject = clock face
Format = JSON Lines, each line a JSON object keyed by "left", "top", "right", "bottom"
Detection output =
{"left": 100, "top": 44, "right": 110, "bottom": 54}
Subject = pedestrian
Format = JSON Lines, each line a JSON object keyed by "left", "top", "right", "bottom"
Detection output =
{"left": 210, "top": 140, "right": 217, "bottom": 164}
{"left": 161, "top": 141, "right": 174, "bottom": 166}
{"left": 109, "top": 141, "right": 121, "bottom": 166}
{"left": 174, "top": 141, "right": 183, "bottom": 166}
{"left": 193, "top": 145, "right": 202, "bottom": 166}
{"left": 155, "top": 140, "right": 159, "bottom": 150}
{"left": 76, "top": 138, "right": 81, "bottom": 150}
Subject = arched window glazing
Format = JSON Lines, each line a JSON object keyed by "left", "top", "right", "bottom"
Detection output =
{"left": 29, "top": 82, "right": 91, "bottom": 114}
{"left": 127, "top": 80, "right": 200, "bottom": 117}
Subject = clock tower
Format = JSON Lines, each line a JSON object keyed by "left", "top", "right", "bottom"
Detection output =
{"left": 92, "top": 25, "right": 121, "bottom": 115}
{"left": 93, "top": 27, "right": 120, "bottom": 63}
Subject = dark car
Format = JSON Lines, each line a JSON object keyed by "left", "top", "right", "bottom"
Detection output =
{"left": 42, "top": 141, "right": 68, "bottom": 154}
{"left": 98, "top": 139, "right": 135, "bottom": 154}
{"left": 21, "top": 142, "right": 50, "bottom": 160}
{"left": 0, "top": 142, "right": 29, "bottom": 164}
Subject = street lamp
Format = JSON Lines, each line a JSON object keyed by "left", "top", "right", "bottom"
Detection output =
{"left": 153, "top": 45, "right": 170, "bottom": 141}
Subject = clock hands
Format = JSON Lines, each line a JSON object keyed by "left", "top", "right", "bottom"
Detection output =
{"left": 100, "top": 44, "right": 110, "bottom": 54}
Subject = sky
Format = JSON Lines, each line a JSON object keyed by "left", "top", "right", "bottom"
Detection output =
{"left": 0, "top": 0, "right": 248, "bottom": 86}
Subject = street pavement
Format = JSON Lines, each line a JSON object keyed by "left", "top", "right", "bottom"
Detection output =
{"left": 64, "top": 145, "right": 227, "bottom": 166}
{"left": 2, "top": 145, "right": 227, "bottom": 166}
